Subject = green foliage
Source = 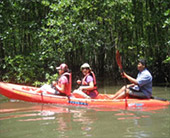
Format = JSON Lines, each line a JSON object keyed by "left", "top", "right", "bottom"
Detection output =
{"left": 0, "top": 0, "right": 170, "bottom": 85}
{"left": 163, "top": 56, "right": 170, "bottom": 64}
{"left": 2, "top": 54, "right": 41, "bottom": 84}
{"left": 33, "top": 73, "right": 58, "bottom": 87}
{"left": 2, "top": 52, "right": 58, "bottom": 84}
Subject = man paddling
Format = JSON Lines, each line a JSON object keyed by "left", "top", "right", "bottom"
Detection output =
{"left": 113, "top": 59, "right": 152, "bottom": 99}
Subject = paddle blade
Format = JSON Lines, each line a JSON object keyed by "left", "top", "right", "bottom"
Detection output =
{"left": 116, "top": 50, "right": 123, "bottom": 71}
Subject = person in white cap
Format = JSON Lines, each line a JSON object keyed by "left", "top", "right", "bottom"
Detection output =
{"left": 36, "top": 63, "right": 71, "bottom": 96}
{"left": 73, "top": 63, "right": 99, "bottom": 99}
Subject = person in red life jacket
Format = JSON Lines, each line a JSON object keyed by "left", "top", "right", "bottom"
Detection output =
{"left": 73, "top": 63, "right": 99, "bottom": 99}
{"left": 37, "top": 63, "right": 71, "bottom": 96}
{"left": 52, "top": 63, "right": 71, "bottom": 96}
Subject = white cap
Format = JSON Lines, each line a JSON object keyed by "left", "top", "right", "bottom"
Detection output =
{"left": 80, "top": 63, "right": 91, "bottom": 71}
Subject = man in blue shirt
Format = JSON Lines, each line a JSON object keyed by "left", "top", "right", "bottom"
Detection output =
{"left": 113, "top": 59, "right": 152, "bottom": 99}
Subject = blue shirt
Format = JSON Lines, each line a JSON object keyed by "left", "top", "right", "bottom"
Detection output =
{"left": 136, "top": 68, "right": 152, "bottom": 98}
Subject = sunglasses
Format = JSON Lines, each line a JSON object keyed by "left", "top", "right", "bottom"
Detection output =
{"left": 82, "top": 67, "right": 89, "bottom": 70}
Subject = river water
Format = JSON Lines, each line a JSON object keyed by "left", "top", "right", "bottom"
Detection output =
{"left": 0, "top": 86, "right": 170, "bottom": 138}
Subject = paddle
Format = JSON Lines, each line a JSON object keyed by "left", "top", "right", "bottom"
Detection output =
{"left": 116, "top": 50, "right": 123, "bottom": 73}
{"left": 116, "top": 50, "right": 128, "bottom": 108}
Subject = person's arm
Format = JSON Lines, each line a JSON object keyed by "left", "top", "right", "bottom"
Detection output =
{"left": 56, "top": 84, "right": 65, "bottom": 93}
{"left": 122, "top": 72, "right": 138, "bottom": 85}
{"left": 55, "top": 76, "right": 68, "bottom": 93}
{"left": 79, "top": 81, "right": 94, "bottom": 91}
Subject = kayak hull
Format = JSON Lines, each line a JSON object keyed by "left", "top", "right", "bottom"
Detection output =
{"left": 0, "top": 82, "right": 169, "bottom": 109}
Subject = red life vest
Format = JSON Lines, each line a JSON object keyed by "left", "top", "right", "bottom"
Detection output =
{"left": 81, "top": 71, "right": 99, "bottom": 96}
{"left": 57, "top": 72, "right": 72, "bottom": 96}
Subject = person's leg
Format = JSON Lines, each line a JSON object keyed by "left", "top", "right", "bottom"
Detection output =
{"left": 35, "top": 84, "right": 48, "bottom": 93}
{"left": 128, "top": 90, "right": 148, "bottom": 99}
{"left": 112, "top": 84, "right": 134, "bottom": 99}
{"left": 73, "top": 89, "right": 90, "bottom": 99}
{"left": 39, "top": 84, "right": 56, "bottom": 94}
{"left": 113, "top": 89, "right": 130, "bottom": 99}
{"left": 112, "top": 85, "right": 126, "bottom": 99}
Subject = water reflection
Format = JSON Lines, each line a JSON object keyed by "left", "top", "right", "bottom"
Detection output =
{"left": 114, "top": 108, "right": 170, "bottom": 138}
{"left": 114, "top": 111, "right": 152, "bottom": 121}
{"left": 0, "top": 101, "right": 98, "bottom": 137}
{"left": 0, "top": 101, "right": 168, "bottom": 121}
{"left": 0, "top": 101, "right": 170, "bottom": 138}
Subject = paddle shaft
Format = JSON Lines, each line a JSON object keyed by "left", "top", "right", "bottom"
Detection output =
{"left": 116, "top": 50, "right": 128, "bottom": 108}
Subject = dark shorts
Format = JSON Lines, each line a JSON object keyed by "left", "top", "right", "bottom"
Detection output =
{"left": 129, "top": 90, "right": 149, "bottom": 99}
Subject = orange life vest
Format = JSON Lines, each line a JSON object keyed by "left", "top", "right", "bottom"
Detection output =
{"left": 57, "top": 72, "right": 72, "bottom": 96}
{"left": 81, "top": 71, "right": 99, "bottom": 96}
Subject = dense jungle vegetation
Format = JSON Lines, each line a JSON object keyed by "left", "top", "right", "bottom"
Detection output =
{"left": 0, "top": 0, "right": 170, "bottom": 86}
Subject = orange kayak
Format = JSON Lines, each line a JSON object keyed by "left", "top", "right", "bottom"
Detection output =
{"left": 0, "top": 82, "right": 169, "bottom": 110}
